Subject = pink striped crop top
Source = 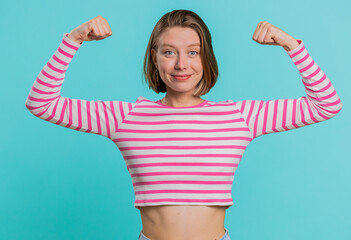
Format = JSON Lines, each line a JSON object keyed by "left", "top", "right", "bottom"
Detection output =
{"left": 25, "top": 33, "right": 342, "bottom": 209}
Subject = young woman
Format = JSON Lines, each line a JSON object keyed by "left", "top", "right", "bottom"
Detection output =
{"left": 25, "top": 9, "right": 342, "bottom": 240}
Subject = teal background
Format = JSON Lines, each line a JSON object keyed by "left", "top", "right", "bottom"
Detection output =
{"left": 1, "top": 0, "right": 350, "bottom": 239}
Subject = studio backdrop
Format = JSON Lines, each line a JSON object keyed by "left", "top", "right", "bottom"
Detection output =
{"left": 1, "top": 0, "right": 350, "bottom": 239}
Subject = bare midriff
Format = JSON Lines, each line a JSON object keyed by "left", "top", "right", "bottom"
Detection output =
{"left": 138, "top": 205, "right": 228, "bottom": 240}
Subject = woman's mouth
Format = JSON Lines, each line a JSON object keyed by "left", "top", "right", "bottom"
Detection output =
{"left": 172, "top": 74, "right": 192, "bottom": 80}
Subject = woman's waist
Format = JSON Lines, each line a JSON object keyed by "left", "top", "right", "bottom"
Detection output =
{"left": 139, "top": 205, "right": 227, "bottom": 239}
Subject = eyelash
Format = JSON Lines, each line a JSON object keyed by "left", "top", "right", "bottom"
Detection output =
{"left": 163, "top": 51, "right": 199, "bottom": 56}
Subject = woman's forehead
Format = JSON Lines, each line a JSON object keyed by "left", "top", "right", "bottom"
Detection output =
{"left": 158, "top": 27, "right": 201, "bottom": 48}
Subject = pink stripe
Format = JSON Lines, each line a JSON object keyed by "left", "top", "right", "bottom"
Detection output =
{"left": 86, "top": 101, "right": 92, "bottom": 133}
{"left": 307, "top": 89, "right": 336, "bottom": 101}
{"left": 36, "top": 78, "right": 61, "bottom": 88}
{"left": 317, "top": 111, "right": 330, "bottom": 120}
{"left": 253, "top": 101, "right": 264, "bottom": 138}
{"left": 27, "top": 95, "right": 59, "bottom": 102}
{"left": 120, "top": 145, "right": 246, "bottom": 151}
{"left": 113, "top": 136, "right": 252, "bottom": 143}
{"left": 131, "top": 171, "right": 234, "bottom": 177}
{"left": 102, "top": 101, "right": 110, "bottom": 138}
{"left": 239, "top": 100, "right": 246, "bottom": 114}
{"left": 299, "top": 59, "right": 315, "bottom": 76}
{"left": 45, "top": 97, "right": 60, "bottom": 121}
{"left": 304, "top": 63, "right": 321, "bottom": 79}
{"left": 128, "top": 102, "right": 133, "bottom": 112}
{"left": 262, "top": 100, "right": 270, "bottom": 134}
{"left": 272, "top": 100, "right": 278, "bottom": 132}
{"left": 135, "top": 189, "right": 231, "bottom": 194}
{"left": 293, "top": 52, "right": 309, "bottom": 65}
{"left": 321, "top": 108, "right": 341, "bottom": 114}
{"left": 75, "top": 99, "right": 82, "bottom": 131}
{"left": 62, "top": 36, "right": 80, "bottom": 51}
{"left": 303, "top": 98, "right": 319, "bottom": 123}
{"left": 306, "top": 81, "right": 331, "bottom": 93}
{"left": 65, "top": 98, "right": 73, "bottom": 128}
{"left": 313, "top": 105, "right": 330, "bottom": 120}
{"left": 292, "top": 99, "right": 298, "bottom": 128}
{"left": 135, "top": 198, "right": 233, "bottom": 203}
{"left": 119, "top": 101, "right": 125, "bottom": 121}
{"left": 35, "top": 106, "right": 50, "bottom": 117}
{"left": 58, "top": 47, "right": 74, "bottom": 59}
{"left": 289, "top": 44, "right": 305, "bottom": 58}
{"left": 133, "top": 180, "right": 233, "bottom": 186}
{"left": 55, "top": 98, "right": 67, "bottom": 125}
{"left": 33, "top": 100, "right": 54, "bottom": 117}
{"left": 124, "top": 154, "right": 242, "bottom": 160}
{"left": 41, "top": 69, "right": 63, "bottom": 81}
{"left": 282, "top": 99, "right": 289, "bottom": 130}
{"left": 246, "top": 100, "right": 255, "bottom": 127}
{"left": 299, "top": 98, "right": 308, "bottom": 125}
{"left": 110, "top": 101, "right": 118, "bottom": 131}
{"left": 128, "top": 162, "right": 238, "bottom": 169}
{"left": 25, "top": 102, "right": 51, "bottom": 110}
{"left": 31, "top": 86, "right": 58, "bottom": 95}
{"left": 318, "top": 98, "right": 341, "bottom": 107}
{"left": 47, "top": 61, "right": 65, "bottom": 74}
{"left": 123, "top": 118, "right": 245, "bottom": 125}
{"left": 303, "top": 73, "right": 326, "bottom": 87}
{"left": 95, "top": 102, "right": 101, "bottom": 135}
{"left": 116, "top": 127, "right": 249, "bottom": 134}
{"left": 52, "top": 54, "right": 69, "bottom": 66}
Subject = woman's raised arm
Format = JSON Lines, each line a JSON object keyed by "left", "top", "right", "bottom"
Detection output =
{"left": 25, "top": 17, "right": 135, "bottom": 139}
{"left": 234, "top": 21, "right": 342, "bottom": 140}
{"left": 235, "top": 38, "right": 342, "bottom": 140}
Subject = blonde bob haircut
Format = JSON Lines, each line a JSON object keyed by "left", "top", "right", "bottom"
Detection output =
{"left": 142, "top": 9, "right": 219, "bottom": 97}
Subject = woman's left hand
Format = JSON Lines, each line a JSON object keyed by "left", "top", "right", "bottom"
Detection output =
{"left": 252, "top": 21, "right": 299, "bottom": 51}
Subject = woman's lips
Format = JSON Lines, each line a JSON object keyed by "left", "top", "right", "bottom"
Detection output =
{"left": 172, "top": 75, "right": 192, "bottom": 80}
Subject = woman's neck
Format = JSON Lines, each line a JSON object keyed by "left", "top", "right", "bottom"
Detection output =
{"left": 161, "top": 95, "right": 205, "bottom": 108}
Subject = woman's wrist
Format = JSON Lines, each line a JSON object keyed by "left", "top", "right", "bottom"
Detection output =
{"left": 67, "top": 33, "right": 83, "bottom": 44}
{"left": 283, "top": 38, "right": 300, "bottom": 52}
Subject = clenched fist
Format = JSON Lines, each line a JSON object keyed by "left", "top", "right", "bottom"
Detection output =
{"left": 67, "top": 16, "right": 112, "bottom": 44}
{"left": 252, "top": 21, "right": 299, "bottom": 51}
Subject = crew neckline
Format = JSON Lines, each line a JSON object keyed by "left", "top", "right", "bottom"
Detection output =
{"left": 154, "top": 98, "right": 208, "bottom": 108}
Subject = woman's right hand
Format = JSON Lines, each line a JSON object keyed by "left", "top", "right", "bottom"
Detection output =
{"left": 67, "top": 16, "right": 112, "bottom": 44}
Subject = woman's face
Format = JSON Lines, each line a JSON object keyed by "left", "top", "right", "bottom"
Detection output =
{"left": 151, "top": 27, "right": 203, "bottom": 95}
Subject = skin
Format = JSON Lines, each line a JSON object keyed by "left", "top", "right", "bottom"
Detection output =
{"left": 151, "top": 26, "right": 206, "bottom": 108}
{"left": 141, "top": 22, "right": 299, "bottom": 240}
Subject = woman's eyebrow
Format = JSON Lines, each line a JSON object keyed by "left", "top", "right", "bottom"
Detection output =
{"left": 161, "top": 43, "right": 200, "bottom": 47}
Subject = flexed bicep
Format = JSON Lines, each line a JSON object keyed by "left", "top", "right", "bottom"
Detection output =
{"left": 236, "top": 39, "right": 342, "bottom": 140}
{"left": 25, "top": 33, "right": 134, "bottom": 139}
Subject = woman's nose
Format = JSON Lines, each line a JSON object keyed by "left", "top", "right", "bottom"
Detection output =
{"left": 175, "top": 54, "right": 188, "bottom": 70}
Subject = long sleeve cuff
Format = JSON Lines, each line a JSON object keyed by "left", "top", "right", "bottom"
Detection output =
{"left": 63, "top": 33, "right": 83, "bottom": 49}
{"left": 285, "top": 39, "right": 303, "bottom": 55}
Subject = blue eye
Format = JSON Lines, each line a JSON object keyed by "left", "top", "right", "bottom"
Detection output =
{"left": 190, "top": 51, "right": 199, "bottom": 56}
{"left": 164, "top": 51, "right": 173, "bottom": 55}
